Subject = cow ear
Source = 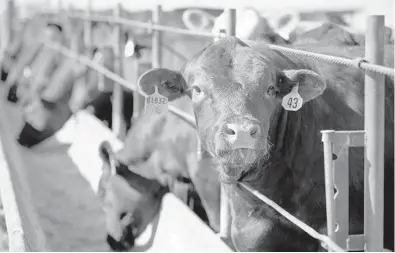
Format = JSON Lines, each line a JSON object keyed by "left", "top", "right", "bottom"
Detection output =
{"left": 137, "top": 68, "right": 187, "bottom": 101}
{"left": 283, "top": 69, "right": 326, "bottom": 103}
{"left": 271, "top": 69, "right": 326, "bottom": 103}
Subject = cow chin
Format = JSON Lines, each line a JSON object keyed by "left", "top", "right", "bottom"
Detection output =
{"left": 216, "top": 148, "right": 258, "bottom": 184}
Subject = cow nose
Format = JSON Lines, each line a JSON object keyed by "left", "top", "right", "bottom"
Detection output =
{"left": 223, "top": 122, "right": 261, "bottom": 139}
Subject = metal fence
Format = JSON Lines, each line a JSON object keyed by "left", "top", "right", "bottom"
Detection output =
{"left": 1, "top": 0, "right": 395, "bottom": 251}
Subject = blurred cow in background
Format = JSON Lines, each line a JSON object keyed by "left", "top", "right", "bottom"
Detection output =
{"left": 69, "top": 21, "right": 134, "bottom": 133}
{"left": 97, "top": 96, "right": 221, "bottom": 251}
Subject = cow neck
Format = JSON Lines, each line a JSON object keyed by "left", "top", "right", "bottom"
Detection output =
{"left": 236, "top": 103, "right": 312, "bottom": 207}
{"left": 116, "top": 163, "right": 167, "bottom": 199}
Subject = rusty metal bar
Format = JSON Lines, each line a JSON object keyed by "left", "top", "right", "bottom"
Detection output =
{"left": 112, "top": 4, "right": 126, "bottom": 139}
{"left": 364, "top": 15, "right": 385, "bottom": 252}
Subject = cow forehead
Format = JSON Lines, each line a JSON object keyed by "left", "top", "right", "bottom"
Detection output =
{"left": 185, "top": 40, "right": 274, "bottom": 92}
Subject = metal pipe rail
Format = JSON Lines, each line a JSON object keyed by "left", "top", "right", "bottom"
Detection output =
{"left": 239, "top": 183, "right": 345, "bottom": 252}
{"left": 264, "top": 44, "right": 395, "bottom": 77}
{"left": 65, "top": 12, "right": 395, "bottom": 77}
{"left": 42, "top": 40, "right": 197, "bottom": 128}
{"left": 67, "top": 13, "right": 217, "bottom": 38}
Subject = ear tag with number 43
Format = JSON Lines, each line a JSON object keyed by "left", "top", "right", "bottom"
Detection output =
{"left": 282, "top": 84, "right": 303, "bottom": 111}
{"left": 145, "top": 85, "right": 169, "bottom": 115}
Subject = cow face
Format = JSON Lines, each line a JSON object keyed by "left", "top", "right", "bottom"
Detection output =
{"left": 138, "top": 37, "right": 326, "bottom": 183}
{"left": 98, "top": 141, "right": 165, "bottom": 251}
{"left": 17, "top": 97, "right": 72, "bottom": 148}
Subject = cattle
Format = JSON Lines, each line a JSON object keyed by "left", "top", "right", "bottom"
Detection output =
{"left": 97, "top": 96, "right": 221, "bottom": 251}
{"left": 1, "top": 21, "right": 43, "bottom": 85}
{"left": 138, "top": 37, "right": 394, "bottom": 251}
{"left": 5, "top": 22, "right": 64, "bottom": 104}
{"left": 68, "top": 22, "right": 135, "bottom": 132}
{"left": 17, "top": 57, "right": 87, "bottom": 148}
{"left": 290, "top": 22, "right": 394, "bottom": 46}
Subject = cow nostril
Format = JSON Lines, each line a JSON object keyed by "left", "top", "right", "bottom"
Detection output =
{"left": 250, "top": 125, "right": 261, "bottom": 138}
{"left": 223, "top": 124, "right": 236, "bottom": 136}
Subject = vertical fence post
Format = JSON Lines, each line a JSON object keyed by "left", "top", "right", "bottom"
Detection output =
{"left": 84, "top": 0, "right": 92, "bottom": 56}
{"left": 1, "top": 0, "right": 14, "bottom": 52}
{"left": 364, "top": 15, "right": 385, "bottom": 252}
{"left": 132, "top": 58, "right": 144, "bottom": 122}
{"left": 112, "top": 3, "right": 126, "bottom": 139}
{"left": 218, "top": 8, "right": 236, "bottom": 243}
{"left": 152, "top": 5, "right": 162, "bottom": 69}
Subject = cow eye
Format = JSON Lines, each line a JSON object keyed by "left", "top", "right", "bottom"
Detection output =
{"left": 193, "top": 86, "right": 202, "bottom": 94}
{"left": 191, "top": 85, "right": 206, "bottom": 102}
{"left": 120, "top": 212, "right": 127, "bottom": 219}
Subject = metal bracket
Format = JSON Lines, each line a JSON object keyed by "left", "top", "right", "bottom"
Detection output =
{"left": 321, "top": 130, "right": 366, "bottom": 252}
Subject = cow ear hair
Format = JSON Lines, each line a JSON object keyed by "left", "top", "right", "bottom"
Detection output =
{"left": 137, "top": 68, "right": 187, "bottom": 101}
{"left": 282, "top": 69, "right": 326, "bottom": 103}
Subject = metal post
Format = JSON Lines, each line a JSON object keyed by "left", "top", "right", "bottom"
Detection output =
{"left": 84, "top": 0, "right": 92, "bottom": 55}
{"left": 152, "top": 5, "right": 162, "bottom": 68}
{"left": 1, "top": 0, "right": 14, "bottom": 52}
{"left": 364, "top": 15, "right": 385, "bottom": 252}
{"left": 112, "top": 3, "right": 126, "bottom": 139}
{"left": 321, "top": 130, "right": 336, "bottom": 252}
{"left": 219, "top": 8, "right": 236, "bottom": 242}
{"left": 131, "top": 59, "right": 145, "bottom": 121}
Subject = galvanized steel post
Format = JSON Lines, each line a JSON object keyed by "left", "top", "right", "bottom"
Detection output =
{"left": 219, "top": 8, "right": 236, "bottom": 243}
{"left": 112, "top": 4, "right": 126, "bottom": 139}
{"left": 131, "top": 59, "right": 145, "bottom": 121}
{"left": 364, "top": 15, "right": 385, "bottom": 252}
{"left": 321, "top": 130, "right": 336, "bottom": 252}
{"left": 152, "top": 5, "right": 162, "bottom": 68}
{"left": 1, "top": 0, "right": 14, "bottom": 52}
{"left": 84, "top": 0, "right": 92, "bottom": 55}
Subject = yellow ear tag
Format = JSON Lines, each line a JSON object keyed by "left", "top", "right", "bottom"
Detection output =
{"left": 282, "top": 84, "right": 303, "bottom": 111}
{"left": 145, "top": 85, "right": 168, "bottom": 115}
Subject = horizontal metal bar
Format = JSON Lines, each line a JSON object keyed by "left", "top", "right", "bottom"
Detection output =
{"left": 42, "top": 40, "right": 197, "bottom": 129}
{"left": 67, "top": 13, "right": 217, "bottom": 38}
{"left": 321, "top": 130, "right": 365, "bottom": 147}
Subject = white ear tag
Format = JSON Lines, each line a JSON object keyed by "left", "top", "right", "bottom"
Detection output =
{"left": 144, "top": 86, "right": 168, "bottom": 115}
{"left": 282, "top": 84, "right": 303, "bottom": 111}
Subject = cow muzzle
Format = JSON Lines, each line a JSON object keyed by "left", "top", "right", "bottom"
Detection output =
{"left": 7, "top": 84, "right": 18, "bottom": 103}
{"left": 221, "top": 121, "right": 261, "bottom": 149}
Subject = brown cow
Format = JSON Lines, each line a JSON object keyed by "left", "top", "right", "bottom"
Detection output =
{"left": 138, "top": 37, "right": 394, "bottom": 251}
{"left": 97, "top": 96, "right": 221, "bottom": 251}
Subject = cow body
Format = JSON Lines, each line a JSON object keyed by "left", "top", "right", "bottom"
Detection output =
{"left": 138, "top": 37, "right": 394, "bottom": 251}
{"left": 98, "top": 96, "right": 221, "bottom": 251}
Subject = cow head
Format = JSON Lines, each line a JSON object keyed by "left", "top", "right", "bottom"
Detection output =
{"left": 17, "top": 97, "right": 72, "bottom": 148}
{"left": 138, "top": 37, "right": 326, "bottom": 184}
{"left": 98, "top": 141, "right": 166, "bottom": 251}
{"left": 17, "top": 58, "right": 86, "bottom": 148}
